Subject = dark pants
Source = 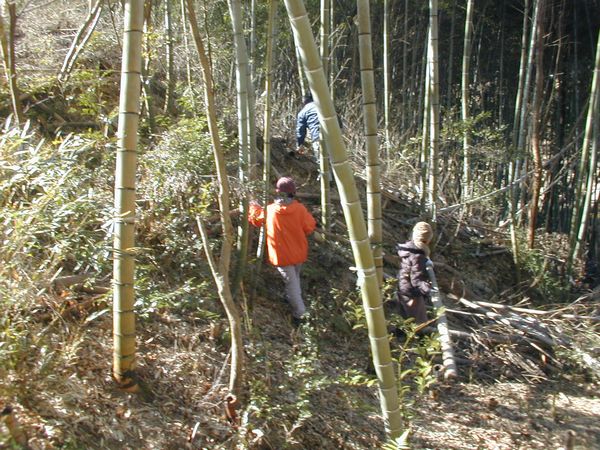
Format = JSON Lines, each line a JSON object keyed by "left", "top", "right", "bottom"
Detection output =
{"left": 397, "top": 293, "right": 428, "bottom": 324}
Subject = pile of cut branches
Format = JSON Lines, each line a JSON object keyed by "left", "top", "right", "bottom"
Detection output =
{"left": 439, "top": 288, "right": 600, "bottom": 383}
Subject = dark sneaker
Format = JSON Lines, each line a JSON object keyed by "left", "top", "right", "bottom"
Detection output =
{"left": 291, "top": 316, "right": 304, "bottom": 328}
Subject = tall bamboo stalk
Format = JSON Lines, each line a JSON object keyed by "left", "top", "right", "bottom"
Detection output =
{"left": 569, "top": 29, "right": 600, "bottom": 272}
{"left": 461, "top": 0, "right": 474, "bottom": 205}
{"left": 420, "top": 28, "right": 431, "bottom": 209}
{"left": 180, "top": 0, "right": 193, "bottom": 90}
{"left": 428, "top": 0, "right": 440, "bottom": 223}
{"left": 112, "top": 0, "right": 144, "bottom": 389}
{"left": 140, "top": 0, "right": 156, "bottom": 134}
{"left": 229, "top": 0, "right": 252, "bottom": 296}
{"left": 508, "top": 0, "right": 530, "bottom": 270}
{"left": 527, "top": 0, "right": 545, "bottom": 249}
{"left": 357, "top": 0, "right": 383, "bottom": 286}
{"left": 383, "top": 0, "right": 390, "bottom": 157}
{"left": 283, "top": 0, "right": 402, "bottom": 438}
{"left": 320, "top": 0, "right": 332, "bottom": 231}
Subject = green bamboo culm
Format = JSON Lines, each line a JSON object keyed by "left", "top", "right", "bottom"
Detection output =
{"left": 357, "top": 0, "right": 383, "bottom": 286}
{"left": 112, "top": 0, "right": 144, "bottom": 390}
{"left": 229, "top": 0, "right": 252, "bottom": 298}
{"left": 282, "top": 0, "right": 402, "bottom": 438}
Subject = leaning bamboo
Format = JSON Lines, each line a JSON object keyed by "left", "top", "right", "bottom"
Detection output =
{"left": 283, "top": 0, "right": 402, "bottom": 438}
{"left": 425, "top": 263, "right": 458, "bottom": 379}
{"left": 58, "top": 0, "right": 103, "bottom": 83}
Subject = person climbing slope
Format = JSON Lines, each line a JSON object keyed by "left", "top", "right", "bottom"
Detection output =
{"left": 248, "top": 177, "right": 317, "bottom": 325}
{"left": 295, "top": 92, "right": 321, "bottom": 162}
{"left": 395, "top": 221, "right": 434, "bottom": 324}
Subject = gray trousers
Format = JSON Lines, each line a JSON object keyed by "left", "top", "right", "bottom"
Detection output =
{"left": 276, "top": 264, "right": 306, "bottom": 319}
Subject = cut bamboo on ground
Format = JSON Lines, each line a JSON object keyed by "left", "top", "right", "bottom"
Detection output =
{"left": 426, "top": 262, "right": 458, "bottom": 380}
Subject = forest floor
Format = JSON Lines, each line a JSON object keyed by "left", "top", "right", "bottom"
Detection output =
{"left": 3, "top": 142, "right": 600, "bottom": 450}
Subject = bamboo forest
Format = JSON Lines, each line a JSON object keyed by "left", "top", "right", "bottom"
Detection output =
{"left": 1, "top": 0, "right": 599, "bottom": 448}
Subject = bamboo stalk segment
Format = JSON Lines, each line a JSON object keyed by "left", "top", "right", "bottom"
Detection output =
{"left": 426, "top": 263, "right": 458, "bottom": 380}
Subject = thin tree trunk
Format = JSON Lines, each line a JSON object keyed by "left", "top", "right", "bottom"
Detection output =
{"left": 518, "top": 0, "right": 538, "bottom": 154}
{"left": 112, "top": 0, "right": 144, "bottom": 390}
{"left": 527, "top": 0, "right": 545, "bottom": 249}
{"left": 140, "top": 0, "right": 156, "bottom": 134}
{"left": 257, "top": 0, "right": 277, "bottom": 262}
{"left": 283, "top": 0, "right": 402, "bottom": 438}
{"left": 180, "top": 0, "right": 193, "bottom": 92}
{"left": 247, "top": 0, "right": 258, "bottom": 183}
{"left": 508, "top": 0, "right": 530, "bottom": 270}
{"left": 0, "top": 1, "right": 23, "bottom": 125}
{"left": 186, "top": 0, "right": 244, "bottom": 396}
{"left": 420, "top": 29, "right": 430, "bottom": 210}
{"left": 163, "top": 0, "right": 175, "bottom": 114}
{"left": 445, "top": 1, "right": 456, "bottom": 110}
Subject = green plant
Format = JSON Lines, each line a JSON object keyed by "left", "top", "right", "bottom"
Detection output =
{"left": 388, "top": 313, "right": 441, "bottom": 423}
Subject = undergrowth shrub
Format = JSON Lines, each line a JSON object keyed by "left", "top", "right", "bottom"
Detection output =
{"left": 0, "top": 126, "right": 115, "bottom": 422}
{"left": 136, "top": 116, "right": 235, "bottom": 314}
{"left": 1, "top": 126, "right": 114, "bottom": 284}
{"left": 137, "top": 116, "right": 217, "bottom": 277}
{"left": 517, "top": 231, "right": 572, "bottom": 302}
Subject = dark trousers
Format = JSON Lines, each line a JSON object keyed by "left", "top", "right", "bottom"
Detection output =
{"left": 397, "top": 293, "right": 428, "bottom": 324}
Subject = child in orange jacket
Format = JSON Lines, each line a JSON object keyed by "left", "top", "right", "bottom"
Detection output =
{"left": 248, "top": 177, "right": 316, "bottom": 324}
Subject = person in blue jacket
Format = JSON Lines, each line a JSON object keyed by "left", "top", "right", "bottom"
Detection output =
{"left": 295, "top": 92, "right": 321, "bottom": 162}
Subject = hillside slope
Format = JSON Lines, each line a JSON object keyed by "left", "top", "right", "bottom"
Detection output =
{"left": 2, "top": 139, "right": 599, "bottom": 450}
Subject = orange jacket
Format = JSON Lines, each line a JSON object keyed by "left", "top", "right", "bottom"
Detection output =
{"left": 248, "top": 199, "right": 316, "bottom": 267}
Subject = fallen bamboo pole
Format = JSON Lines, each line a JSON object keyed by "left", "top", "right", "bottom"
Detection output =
{"left": 426, "top": 262, "right": 458, "bottom": 380}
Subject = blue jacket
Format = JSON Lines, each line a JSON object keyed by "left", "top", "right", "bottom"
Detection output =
{"left": 296, "top": 102, "right": 320, "bottom": 146}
